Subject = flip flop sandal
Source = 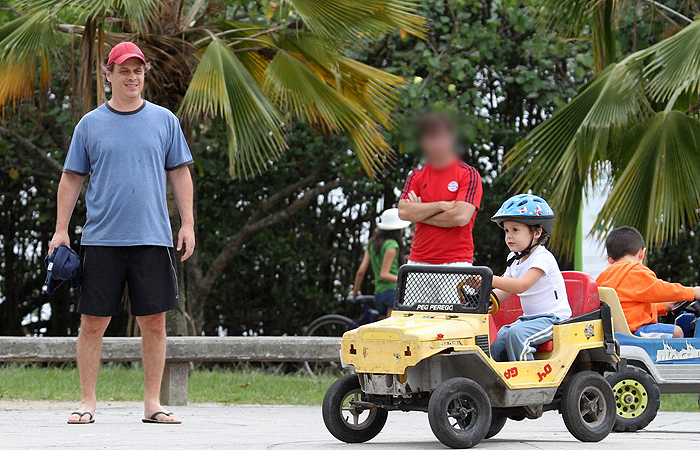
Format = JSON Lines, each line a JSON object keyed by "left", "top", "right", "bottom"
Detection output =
{"left": 67, "top": 411, "right": 95, "bottom": 424}
{"left": 142, "top": 411, "right": 181, "bottom": 424}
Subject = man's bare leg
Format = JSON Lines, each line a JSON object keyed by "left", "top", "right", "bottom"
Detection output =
{"left": 138, "top": 312, "right": 179, "bottom": 422}
{"left": 68, "top": 314, "right": 111, "bottom": 423}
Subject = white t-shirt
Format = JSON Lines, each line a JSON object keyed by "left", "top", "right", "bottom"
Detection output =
{"left": 504, "top": 245, "right": 571, "bottom": 320}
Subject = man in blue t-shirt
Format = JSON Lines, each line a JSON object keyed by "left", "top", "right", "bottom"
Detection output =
{"left": 49, "top": 42, "right": 193, "bottom": 425}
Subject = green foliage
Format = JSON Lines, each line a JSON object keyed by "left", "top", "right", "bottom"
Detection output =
{"left": 602, "top": 111, "right": 700, "bottom": 244}
{"left": 375, "top": 0, "right": 591, "bottom": 268}
{"left": 0, "top": 52, "right": 86, "bottom": 335}
{"left": 283, "top": 0, "right": 426, "bottom": 41}
{"left": 178, "top": 38, "right": 286, "bottom": 178}
{"left": 506, "top": 59, "right": 648, "bottom": 255}
{"left": 2, "top": 0, "right": 592, "bottom": 336}
{"left": 3, "top": 0, "right": 426, "bottom": 177}
{"left": 199, "top": 0, "right": 592, "bottom": 336}
{"left": 193, "top": 124, "right": 398, "bottom": 335}
{"left": 507, "top": 3, "right": 700, "bottom": 256}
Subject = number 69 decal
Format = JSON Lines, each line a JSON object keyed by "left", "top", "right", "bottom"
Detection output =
{"left": 503, "top": 367, "right": 518, "bottom": 379}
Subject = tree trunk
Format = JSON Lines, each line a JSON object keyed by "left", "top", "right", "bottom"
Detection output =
{"left": 78, "top": 17, "right": 96, "bottom": 116}
{"left": 186, "top": 175, "right": 349, "bottom": 333}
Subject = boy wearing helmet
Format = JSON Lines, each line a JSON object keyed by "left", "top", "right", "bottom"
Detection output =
{"left": 489, "top": 194, "right": 571, "bottom": 362}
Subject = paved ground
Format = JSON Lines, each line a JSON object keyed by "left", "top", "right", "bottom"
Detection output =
{"left": 1, "top": 401, "right": 699, "bottom": 449}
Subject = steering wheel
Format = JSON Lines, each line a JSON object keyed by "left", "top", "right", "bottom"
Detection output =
{"left": 489, "top": 291, "right": 500, "bottom": 315}
{"left": 671, "top": 300, "right": 695, "bottom": 315}
{"left": 455, "top": 281, "right": 500, "bottom": 315}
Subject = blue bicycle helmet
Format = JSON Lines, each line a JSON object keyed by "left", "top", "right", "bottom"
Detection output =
{"left": 492, "top": 194, "right": 555, "bottom": 266}
{"left": 491, "top": 194, "right": 555, "bottom": 235}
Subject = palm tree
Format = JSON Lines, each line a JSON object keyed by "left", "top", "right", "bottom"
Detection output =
{"left": 0, "top": 0, "right": 426, "bottom": 178}
{"left": 506, "top": 2, "right": 700, "bottom": 255}
{"left": 531, "top": 0, "right": 618, "bottom": 74}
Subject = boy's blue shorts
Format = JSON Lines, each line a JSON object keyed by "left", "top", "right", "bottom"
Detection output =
{"left": 633, "top": 323, "right": 676, "bottom": 338}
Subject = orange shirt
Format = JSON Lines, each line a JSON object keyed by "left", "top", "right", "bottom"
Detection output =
{"left": 596, "top": 261, "right": 694, "bottom": 332}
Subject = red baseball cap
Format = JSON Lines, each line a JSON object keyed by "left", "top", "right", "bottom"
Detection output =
{"left": 107, "top": 42, "right": 146, "bottom": 66}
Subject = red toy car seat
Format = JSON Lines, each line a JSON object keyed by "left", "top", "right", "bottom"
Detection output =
{"left": 491, "top": 271, "right": 601, "bottom": 352}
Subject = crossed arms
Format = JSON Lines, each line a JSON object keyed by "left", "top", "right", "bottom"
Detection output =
{"left": 398, "top": 190, "right": 477, "bottom": 228}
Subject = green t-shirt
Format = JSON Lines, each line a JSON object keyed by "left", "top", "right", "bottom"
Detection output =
{"left": 369, "top": 238, "right": 400, "bottom": 294}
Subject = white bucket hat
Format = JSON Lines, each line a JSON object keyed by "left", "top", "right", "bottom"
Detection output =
{"left": 377, "top": 208, "right": 411, "bottom": 230}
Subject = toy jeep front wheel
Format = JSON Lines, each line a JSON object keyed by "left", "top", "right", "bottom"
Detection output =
{"left": 561, "top": 371, "right": 616, "bottom": 442}
{"left": 428, "top": 377, "right": 492, "bottom": 449}
{"left": 322, "top": 374, "right": 388, "bottom": 443}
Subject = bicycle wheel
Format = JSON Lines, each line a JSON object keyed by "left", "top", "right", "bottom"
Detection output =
{"left": 304, "top": 314, "right": 354, "bottom": 377}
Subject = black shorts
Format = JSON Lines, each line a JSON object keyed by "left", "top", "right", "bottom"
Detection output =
{"left": 78, "top": 245, "right": 179, "bottom": 317}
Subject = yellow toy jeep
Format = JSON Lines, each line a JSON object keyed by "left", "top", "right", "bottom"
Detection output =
{"left": 322, "top": 265, "right": 620, "bottom": 448}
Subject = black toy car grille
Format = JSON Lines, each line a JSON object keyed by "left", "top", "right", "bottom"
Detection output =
{"left": 475, "top": 334, "right": 490, "bottom": 357}
{"left": 398, "top": 271, "right": 482, "bottom": 309}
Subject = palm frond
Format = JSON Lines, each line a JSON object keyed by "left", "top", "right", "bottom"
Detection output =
{"left": 354, "top": 1, "right": 427, "bottom": 39}
{"left": 216, "top": 21, "right": 273, "bottom": 83}
{"left": 531, "top": 0, "right": 617, "bottom": 72}
{"left": 178, "top": 39, "right": 287, "bottom": 178}
{"left": 595, "top": 111, "right": 700, "bottom": 247}
{"left": 529, "top": 0, "right": 600, "bottom": 37}
{"left": 644, "top": 19, "right": 700, "bottom": 103}
{"left": 336, "top": 56, "right": 405, "bottom": 129}
{"left": 0, "top": 10, "right": 59, "bottom": 107}
{"left": 264, "top": 49, "right": 393, "bottom": 177}
{"left": 22, "top": 0, "right": 162, "bottom": 32}
{"left": 284, "top": 0, "right": 426, "bottom": 42}
{"left": 276, "top": 34, "right": 404, "bottom": 129}
{"left": 231, "top": 42, "right": 270, "bottom": 85}
{"left": 504, "top": 56, "right": 648, "bottom": 255}
{"left": 279, "top": 33, "right": 339, "bottom": 71}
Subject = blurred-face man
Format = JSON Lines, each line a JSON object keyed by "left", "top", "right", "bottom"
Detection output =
{"left": 420, "top": 117, "right": 457, "bottom": 169}
{"left": 398, "top": 112, "right": 483, "bottom": 266}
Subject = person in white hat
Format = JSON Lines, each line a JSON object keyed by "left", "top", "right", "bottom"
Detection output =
{"left": 350, "top": 208, "right": 411, "bottom": 318}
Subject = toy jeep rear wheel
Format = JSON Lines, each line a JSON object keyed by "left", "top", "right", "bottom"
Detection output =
{"left": 561, "top": 371, "right": 615, "bottom": 442}
{"left": 605, "top": 366, "right": 659, "bottom": 432}
{"left": 322, "top": 374, "right": 388, "bottom": 443}
{"left": 484, "top": 412, "right": 507, "bottom": 439}
{"left": 428, "top": 377, "right": 492, "bottom": 448}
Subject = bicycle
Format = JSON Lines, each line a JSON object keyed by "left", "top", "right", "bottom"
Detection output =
{"left": 303, "top": 295, "right": 379, "bottom": 376}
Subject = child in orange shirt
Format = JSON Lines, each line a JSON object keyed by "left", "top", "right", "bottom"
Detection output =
{"left": 596, "top": 226, "right": 700, "bottom": 338}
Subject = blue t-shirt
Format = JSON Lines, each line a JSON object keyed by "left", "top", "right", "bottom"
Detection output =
{"left": 63, "top": 100, "right": 193, "bottom": 246}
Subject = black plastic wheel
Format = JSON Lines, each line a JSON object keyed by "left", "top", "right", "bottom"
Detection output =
{"left": 428, "top": 378, "right": 492, "bottom": 449}
{"left": 304, "top": 314, "right": 354, "bottom": 376}
{"left": 484, "top": 412, "right": 507, "bottom": 439}
{"left": 605, "top": 366, "right": 660, "bottom": 432}
{"left": 322, "top": 374, "right": 388, "bottom": 443}
{"left": 561, "top": 371, "right": 616, "bottom": 442}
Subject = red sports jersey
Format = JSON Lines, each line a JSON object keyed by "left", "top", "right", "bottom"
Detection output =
{"left": 400, "top": 159, "right": 483, "bottom": 264}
